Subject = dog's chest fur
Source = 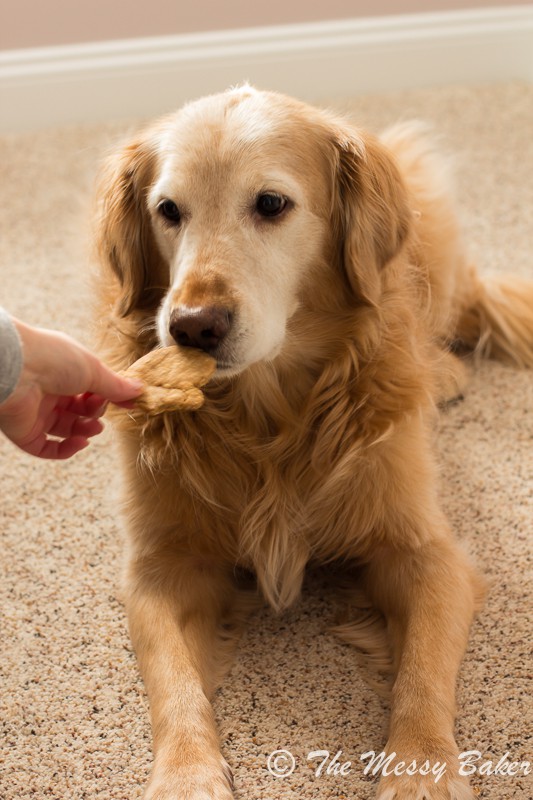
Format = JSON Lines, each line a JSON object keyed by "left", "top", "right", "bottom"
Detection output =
{"left": 125, "top": 360, "right": 392, "bottom": 610}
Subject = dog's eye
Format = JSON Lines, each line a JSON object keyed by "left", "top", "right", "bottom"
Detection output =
{"left": 255, "top": 193, "right": 287, "bottom": 218}
{"left": 158, "top": 199, "right": 181, "bottom": 225}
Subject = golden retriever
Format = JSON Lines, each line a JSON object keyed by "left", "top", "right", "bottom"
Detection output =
{"left": 95, "top": 85, "right": 533, "bottom": 800}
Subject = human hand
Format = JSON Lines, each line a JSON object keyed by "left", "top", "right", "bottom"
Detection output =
{"left": 0, "top": 319, "right": 143, "bottom": 459}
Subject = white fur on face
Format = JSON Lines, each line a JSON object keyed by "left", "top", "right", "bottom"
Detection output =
{"left": 147, "top": 93, "right": 329, "bottom": 375}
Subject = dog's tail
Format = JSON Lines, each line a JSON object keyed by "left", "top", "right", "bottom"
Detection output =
{"left": 455, "top": 271, "right": 533, "bottom": 368}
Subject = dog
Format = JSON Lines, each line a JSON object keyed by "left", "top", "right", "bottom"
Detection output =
{"left": 95, "top": 85, "right": 533, "bottom": 799}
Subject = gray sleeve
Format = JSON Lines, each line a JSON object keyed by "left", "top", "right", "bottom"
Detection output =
{"left": 0, "top": 307, "right": 23, "bottom": 404}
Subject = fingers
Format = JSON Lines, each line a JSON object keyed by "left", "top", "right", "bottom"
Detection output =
{"left": 70, "top": 393, "right": 138, "bottom": 413}
{"left": 51, "top": 413, "right": 104, "bottom": 440}
{"left": 41, "top": 436, "right": 91, "bottom": 460}
{"left": 20, "top": 433, "right": 90, "bottom": 460}
{"left": 58, "top": 393, "right": 108, "bottom": 419}
{"left": 19, "top": 413, "right": 102, "bottom": 460}
{"left": 86, "top": 358, "right": 144, "bottom": 405}
{"left": 109, "top": 398, "right": 138, "bottom": 409}
{"left": 55, "top": 436, "right": 92, "bottom": 459}
{"left": 19, "top": 400, "right": 107, "bottom": 460}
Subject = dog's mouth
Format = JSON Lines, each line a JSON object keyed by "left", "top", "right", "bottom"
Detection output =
{"left": 212, "top": 335, "right": 285, "bottom": 378}
{"left": 212, "top": 359, "right": 247, "bottom": 379}
{"left": 208, "top": 329, "right": 256, "bottom": 378}
{"left": 215, "top": 360, "right": 238, "bottom": 371}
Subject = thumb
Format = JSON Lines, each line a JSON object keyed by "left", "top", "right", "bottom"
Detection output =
{"left": 86, "top": 359, "right": 144, "bottom": 404}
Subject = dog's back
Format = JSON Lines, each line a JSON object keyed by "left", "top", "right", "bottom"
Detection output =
{"left": 383, "top": 121, "right": 533, "bottom": 367}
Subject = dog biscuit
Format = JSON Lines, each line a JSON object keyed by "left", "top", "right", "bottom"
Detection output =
{"left": 123, "top": 346, "right": 216, "bottom": 414}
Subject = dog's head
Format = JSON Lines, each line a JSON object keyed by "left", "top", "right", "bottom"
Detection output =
{"left": 97, "top": 86, "right": 410, "bottom": 377}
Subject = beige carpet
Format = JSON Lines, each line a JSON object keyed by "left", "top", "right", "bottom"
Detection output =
{"left": 0, "top": 83, "right": 531, "bottom": 800}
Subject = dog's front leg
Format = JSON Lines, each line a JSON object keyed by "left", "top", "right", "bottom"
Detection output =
{"left": 125, "top": 551, "right": 237, "bottom": 800}
{"left": 362, "top": 536, "right": 483, "bottom": 800}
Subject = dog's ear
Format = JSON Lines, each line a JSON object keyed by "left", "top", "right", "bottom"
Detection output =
{"left": 333, "top": 130, "right": 411, "bottom": 306}
{"left": 96, "top": 132, "right": 167, "bottom": 317}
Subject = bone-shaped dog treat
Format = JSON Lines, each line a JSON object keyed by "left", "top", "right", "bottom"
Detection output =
{"left": 123, "top": 346, "right": 216, "bottom": 415}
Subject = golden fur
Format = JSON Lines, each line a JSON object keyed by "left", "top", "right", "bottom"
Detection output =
{"left": 95, "top": 86, "right": 533, "bottom": 800}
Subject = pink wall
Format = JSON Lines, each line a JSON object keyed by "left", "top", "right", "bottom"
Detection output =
{"left": 1, "top": 1, "right": 528, "bottom": 50}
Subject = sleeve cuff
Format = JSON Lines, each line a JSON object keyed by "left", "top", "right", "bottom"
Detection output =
{"left": 0, "top": 307, "right": 23, "bottom": 405}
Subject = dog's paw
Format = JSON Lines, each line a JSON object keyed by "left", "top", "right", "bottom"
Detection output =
{"left": 376, "top": 774, "right": 473, "bottom": 799}
{"left": 375, "top": 761, "right": 473, "bottom": 800}
{"left": 143, "top": 756, "right": 234, "bottom": 800}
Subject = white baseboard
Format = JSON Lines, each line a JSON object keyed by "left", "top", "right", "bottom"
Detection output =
{"left": 1, "top": 6, "right": 533, "bottom": 133}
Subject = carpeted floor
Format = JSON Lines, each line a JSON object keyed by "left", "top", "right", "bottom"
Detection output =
{"left": 0, "top": 82, "right": 531, "bottom": 800}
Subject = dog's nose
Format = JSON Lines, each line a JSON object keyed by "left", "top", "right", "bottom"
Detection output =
{"left": 169, "top": 306, "right": 232, "bottom": 351}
